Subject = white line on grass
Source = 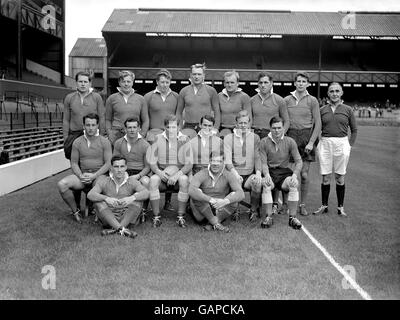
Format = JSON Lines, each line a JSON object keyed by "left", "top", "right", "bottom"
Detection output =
{"left": 301, "top": 225, "right": 372, "bottom": 300}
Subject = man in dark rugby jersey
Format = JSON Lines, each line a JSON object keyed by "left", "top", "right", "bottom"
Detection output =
{"left": 313, "top": 82, "right": 357, "bottom": 217}
{"left": 284, "top": 71, "right": 321, "bottom": 216}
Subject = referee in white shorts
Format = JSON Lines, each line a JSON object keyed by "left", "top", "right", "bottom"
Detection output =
{"left": 313, "top": 82, "right": 357, "bottom": 216}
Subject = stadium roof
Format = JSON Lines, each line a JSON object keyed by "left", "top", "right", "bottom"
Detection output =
{"left": 69, "top": 38, "right": 107, "bottom": 57}
{"left": 102, "top": 9, "right": 400, "bottom": 37}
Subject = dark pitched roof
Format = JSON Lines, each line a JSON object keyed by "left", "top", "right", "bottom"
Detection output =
{"left": 102, "top": 9, "right": 400, "bottom": 37}
{"left": 69, "top": 38, "right": 107, "bottom": 57}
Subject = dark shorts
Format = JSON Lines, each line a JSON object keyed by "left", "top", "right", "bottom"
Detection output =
{"left": 286, "top": 128, "right": 316, "bottom": 162}
{"left": 64, "top": 130, "right": 83, "bottom": 160}
{"left": 183, "top": 122, "right": 201, "bottom": 133}
{"left": 270, "top": 167, "right": 293, "bottom": 190}
{"left": 241, "top": 174, "right": 252, "bottom": 189}
{"left": 252, "top": 128, "right": 270, "bottom": 140}
{"left": 159, "top": 181, "right": 180, "bottom": 193}
{"left": 127, "top": 169, "right": 142, "bottom": 176}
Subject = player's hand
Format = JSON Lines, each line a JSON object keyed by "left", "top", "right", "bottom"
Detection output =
{"left": 80, "top": 173, "right": 93, "bottom": 184}
{"left": 131, "top": 174, "right": 141, "bottom": 181}
{"left": 305, "top": 143, "right": 314, "bottom": 153}
{"left": 167, "top": 175, "right": 178, "bottom": 186}
{"left": 262, "top": 175, "right": 273, "bottom": 187}
{"left": 288, "top": 174, "right": 298, "bottom": 188}
{"left": 158, "top": 170, "right": 169, "bottom": 182}
{"left": 252, "top": 173, "right": 262, "bottom": 187}
{"left": 105, "top": 197, "right": 119, "bottom": 208}
{"left": 209, "top": 198, "right": 217, "bottom": 206}
{"left": 118, "top": 196, "right": 136, "bottom": 207}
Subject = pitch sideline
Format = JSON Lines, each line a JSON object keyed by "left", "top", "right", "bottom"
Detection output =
{"left": 301, "top": 224, "right": 372, "bottom": 300}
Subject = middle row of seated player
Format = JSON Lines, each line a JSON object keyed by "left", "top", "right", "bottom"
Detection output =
{"left": 58, "top": 111, "right": 303, "bottom": 236}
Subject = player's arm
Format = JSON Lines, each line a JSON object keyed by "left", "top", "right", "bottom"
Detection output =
{"left": 93, "top": 139, "right": 112, "bottom": 179}
{"left": 124, "top": 178, "right": 149, "bottom": 202}
{"left": 140, "top": 97, "right": 149, "bottom": 137}
{"left": 112, "top": 139, "right": 122, "bottom": 157}
{"left": 308, "top": 98, "right": 321, "bottom": 146}
{"left": 290, "top": 139, "right": 303, "bottom": 176}
{"left": 62, "top": 95, "right": 71, "bottom": 141}
{"left": 175, "top": 89, "right": 185, "bottom": 125}
{"left": 226, "top": 172, "right": 245, "bottom": 203}
{"left": 87, "top": 181, "right": 107, "bottom": 202}
{"left": 177, "top": 141, "right": 193, "bottom": 176}
{"left": 242, "top": 93, "right": 252, "bottom": 126}
{"left": 137, "top": 144, "right": 151, "bottom": 178}
{"left": 210, "top": 87, "right": 221, "bottom": 129}
{"left": 278, "top": 97, "right": 290, "bottom": 134}
{"left": 97, "top": 94, "right": 106, "bottom": 136}
{"left": 259, "top": 139, "right": 269, "bottom": 177}
{"left": 348, "top": 110, "right": 358, "bottom": 146}
{"left": 188, "top": 172, "right": 212, "bottom": 202}
{"left": 223, "top": 136, "right": 239, "bottom": 176}
{"left": 254, "top": 135, "right": 262, "bottom": 176}
{"left": 147, "top": 141, "right": 162, "bottom": 176}
{"left": 105, "top": 96, "right": 113, "bottom": 136}
{"left": 70, "top": 141, "right": 82, "bottom": 177}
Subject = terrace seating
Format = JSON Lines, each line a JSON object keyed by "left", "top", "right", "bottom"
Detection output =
{"left": 0, "top": 126, "right": 63, "bottom": 162}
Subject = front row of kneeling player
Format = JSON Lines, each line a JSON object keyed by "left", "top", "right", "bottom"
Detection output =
{"left": 57, "top": 112, "right": 302, "bottom": 238}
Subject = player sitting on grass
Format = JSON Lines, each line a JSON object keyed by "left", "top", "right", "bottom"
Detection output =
{"left": 87, "top": 155, "right": 149, "bottom": 238}
{"left": 188, "top": 150, "right": 245, "bottom": 232}
{"left": 259, "top": 116, "right": 303, "bottom": 230}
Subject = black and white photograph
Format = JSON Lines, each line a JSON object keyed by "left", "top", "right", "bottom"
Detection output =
{"left": 0, "top": 0, "right": 399, "bottom": 307}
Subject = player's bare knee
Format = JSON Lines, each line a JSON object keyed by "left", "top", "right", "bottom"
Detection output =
{"left": 57, "top": 179, "right": 69, "bottom": 193}
{"left": 335, "top": 174, "right": 345, "bottom": 185}
{"left": 149, "top": 175, "right": 161, "bottom": 188}
{"left": 251, "top": 182, "right": 261, "bottom": 193}
{"left": 178, "top": 175, "right": 189, "bottom": 188}
{"left": 140, "top": 176, "right": 150, "bottom": 188}
{"left": 322, "top": 174, "right": 331, "bottom": 185}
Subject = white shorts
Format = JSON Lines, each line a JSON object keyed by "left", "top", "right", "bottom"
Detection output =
{"left": 317, "top": 137, "right": 351, "bottom": 175}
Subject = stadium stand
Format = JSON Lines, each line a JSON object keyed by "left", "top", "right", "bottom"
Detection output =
{"left": 0, "top": 125, "right": 63, "bottom": 162}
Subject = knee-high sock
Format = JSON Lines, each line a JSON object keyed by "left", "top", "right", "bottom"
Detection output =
{"left": 301, "top": 179, "right": 309, "bottom": 204}
{"left": 165, "top": 192, "right": 172, "bottom": 203}
{"left": 250, "top": 191, "right": 261, "bottom": 210}
{"left": 336, "top": 184, "right": 345, "bottom": 207}
{"left": 60, "top": 189, "right": 78, "bottom": 213}
{"left": 150, "top": 199, "right": 160, "bottom": 216}
{"left": 321, "top": 184, "right": 330, "bottom": 206}
{"left": 73, "top": 190, "right": 81, "bottom": 209}
{"left": 288, "top": 187, "right": 299, "bottom": 216}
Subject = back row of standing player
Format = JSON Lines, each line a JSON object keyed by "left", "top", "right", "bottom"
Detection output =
{"left": 62, "top": 64, "right": 321, "bottom": 215}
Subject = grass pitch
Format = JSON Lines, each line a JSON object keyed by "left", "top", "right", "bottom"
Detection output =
{"left": 0, "top": 126, "right": 399, "bottom": 300}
